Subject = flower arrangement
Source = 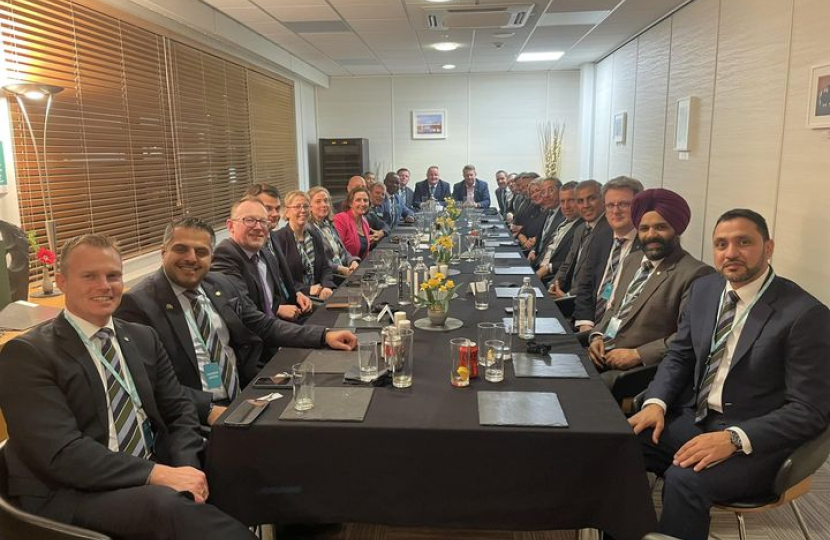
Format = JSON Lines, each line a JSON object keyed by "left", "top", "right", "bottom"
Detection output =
{"left": 539, "top": 120, "right": 564, "bottom": 177}
{"left": 429, "top": 234, "right": 454, "bottom": 264}
{"left": 443, "top": 197, "right": 461, "bottom": 220}
{"left": 414, "top": 272, "right": 462, "bottom": 312}
{"left": 27, "top": 231, "right": 57, "bottom": 295}
{"left": 434, "top": 214, "right": 456, "bottom": 235}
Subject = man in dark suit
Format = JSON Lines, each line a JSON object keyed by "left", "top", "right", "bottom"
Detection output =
{"left": 533, "top": 181, "right": 582, "bottom": 281}
{"left": 397, "top": 167, "right": 415, "bottom": 211}
{"left": 383, "top": 171, "right": 414, "bottom": 227}
{"left": 117, "top": 218, "right": 356, "bottom": 426}
{"left": 367, "top": 182, "right": 392, "bottom": 237}
{"left": 451, "top": 164, "right": 491, "bottom": 208}
{"left": 0, "top": 234, "right": 255, "bottom": 540}
{"left": 508, "top": 172, "right": 539, "bottom": 230}
{"left": 494, "top": 170, "right": 509, "bottom": 216}
{"left": 629, "top": 209, "right": 830, "bottom": 540}
{"left": 549, "top": 179, "right": 606, "bottom": 296}
{"left": 212, "top": 197, "right": 312, "bottom": 322}
{"left": 588, "top": 188, "right": 713, "bottom": 373}
{"left": 412, "top": 165, "right": 451, "bottom": 209}
{"left": 521, "top": 177, "right": 564, "bottom": 254}
{"left": 572, "top": 176, "right": 643, "bottom": 332}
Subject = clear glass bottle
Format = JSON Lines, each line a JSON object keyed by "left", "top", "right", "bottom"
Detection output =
{"left": 397, "top": 254, "right": 412, "bottom": 305}
{"left": 513, "top": 276, "right": 536, "bottom": 340}
{"left": 412, "top": 257, "right": 429, "bottom": 304}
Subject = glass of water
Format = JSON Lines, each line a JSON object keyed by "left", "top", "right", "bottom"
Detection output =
{"left": 292, "top": 362, "right": 315, "bottom": 410}
{"left": 358, "top": 340, "right": 380, "bottom": 382}
{"left": 348, "top": 286, "right": 363, "bottom": 319}
{"left": 473, "top": 268, "right": 491, "bottom": 310}
{"left": 482, "top": 340, "right": 505, "bottom": 383}
{"left": 391, "top": 328, "right": 414, "bottom": 388}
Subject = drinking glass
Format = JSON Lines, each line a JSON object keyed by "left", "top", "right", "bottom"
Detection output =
{"left": 358, "top": 340, "right": 380, "bottom": 382}
{"left": 292, "top": 362, "right": 315, "bottom": 411}
{"left": 482, "top": 340, "right": 505, "bottom": 383}
{"left": 450, "top": 338, "right": 476, "bottom": 387}
{"left": 473, "top": 268, "right": 491, "bottom": 310}
{"left": 391, "top": 328, "right": 414, "bottom": 388}
{"left": 465, "top": 234, "right": 479, "bottom": 258}
{"left": 477, "top": 322, "right": 496, "bottom": 364}
{"left": 361, "top": 274, "right": 380, "bottom": 321}
{"left": 493, "top": 322, "right": 512, "bottom": 361}
{"left": 347, "top": 286, "right": 363, "bottom": 319}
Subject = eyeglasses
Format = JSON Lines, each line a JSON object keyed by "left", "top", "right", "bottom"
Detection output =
{"left": 233, "top": 217, "right": 269, "bottom": 229}
{"left": 287, "top": 204, "right": 311, "bottom": 211}
{"left": 525, "top": 341, "right": 552, "bottom": 355}
{"left": 605, "top": 201, "right": 632, "bottom": 211}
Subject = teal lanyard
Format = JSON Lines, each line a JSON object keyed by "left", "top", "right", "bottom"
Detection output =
{"left": 708, "top": 269, "right": 775, "bottom": 356}
{"left": 181, "top": 293, "right": 214, "bottom": 356}
{"left": 65, "top": 314, "right": 143, "bottom": 409}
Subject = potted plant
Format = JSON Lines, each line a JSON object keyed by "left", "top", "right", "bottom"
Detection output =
{"left": 413, "top": 272, "right": 462, "bottom": 327}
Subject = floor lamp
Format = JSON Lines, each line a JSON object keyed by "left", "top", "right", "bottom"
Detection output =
{"left": 2, "top": 82, "right": 64, "bottom": 255}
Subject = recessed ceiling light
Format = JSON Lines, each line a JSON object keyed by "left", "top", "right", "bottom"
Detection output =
{"left": 442, "top": 64, "right": 456, "bottom": 70}
{"left": 517, "top": 51, "right": 565, "bottom": 62}
{"left": 492, "top": 32, "right": 515, "bottom": 39}
{"left": 433, "top": 42, "right": 459, "bottom": 52}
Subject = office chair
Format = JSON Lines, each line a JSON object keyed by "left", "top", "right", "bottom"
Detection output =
{"left": 0, "top": 440, "right": 112, "bottom": 540}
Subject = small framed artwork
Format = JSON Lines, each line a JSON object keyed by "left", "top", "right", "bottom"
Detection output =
{"left": 412, "top": 109, "right": 447, "bottom": 139}
{"left": 807, "top": 63, "right": 830, "bottom": 129}
{"left": 613, "top": 112, "right": 627, "bottom": 144}
{"left": 674, "top": 97, "right": 693, "bottom": 151}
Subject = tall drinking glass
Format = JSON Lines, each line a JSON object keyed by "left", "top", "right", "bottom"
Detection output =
{"left": 482, "top": 340, "right": 505, "bottom": 383}
{"left": 450, "top": 338, "right": 473, "bottom": 387}
{"left": 493, "top": 322, "right": 512, "bottom": 360}
{"left": 361, "top": 274, "right": 380, "bottom": 321}
{"left": 358, "top": 340, "right": 380, "bottom": 382}
{"left": 473, "top": 269, "right": 491, "bottom": 310}
{"left": 391, "top": 328, "right": 414, "bottom": 388}
{"left": 292, "top": 362, "right": 315, "bottom": 411}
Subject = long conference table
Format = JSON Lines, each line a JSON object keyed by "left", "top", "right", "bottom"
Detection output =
{"left": 206, "top": 217, "right": 657, "bottom": 540}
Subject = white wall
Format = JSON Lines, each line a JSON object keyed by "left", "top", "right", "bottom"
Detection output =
{"left": 591, "top": 0, "right": 830, "bottom": 305}
{"left": 316, "top": 71, "right": 583, "bottom": 200}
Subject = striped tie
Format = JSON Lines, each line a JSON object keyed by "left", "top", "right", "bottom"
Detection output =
{"left": 183, "top": 290, "right": 239, "bottom": 400}
{"left": 604, "top": 261, "right": 653, "bottom": 349}
{"left": 95, "top": 329, "right": 148, "bottom": 458}
{"left": 594, "top": 238, "right": 627, "bottom": 321}
{"left": 695, "top": 290, "right": 740, "bottom": 423}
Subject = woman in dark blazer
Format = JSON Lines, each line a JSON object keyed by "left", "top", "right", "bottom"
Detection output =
{"left": 274, "top": 190, "right": 336, "bottom": 300}
{"left": 333, "top": 187, "right": 372, "bottom": 259}
{"left": 308, "top": 185, "right": 360, "bottom": 278}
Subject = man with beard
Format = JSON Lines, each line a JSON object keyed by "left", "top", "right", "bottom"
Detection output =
{"left": 587, "top": 188, "right": 713, "bottom": 376}
{"left": 628, "top": 208, "right": 830, "bottom": 540}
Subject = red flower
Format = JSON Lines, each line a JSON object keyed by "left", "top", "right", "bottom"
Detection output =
{"left": 37, "top": 247, "right": 56, "bottom": 266}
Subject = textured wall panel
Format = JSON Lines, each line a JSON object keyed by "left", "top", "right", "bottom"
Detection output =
{"left": 661, "top": 0, "right": 720, "bottom": 259}
{"left": 546, "top": 71, "right": 583, "bottom": 182}
{"left": 593, "top": 57, "right": 613, "bottom": 182}
{"left": 631, "top": 20, "right": 671, "bottom": 188}
{"left": 773, "top": 0, "right": 829, "bottom": 304}
{"left": 704, "top": 0, "right": 792, "bottom": 264}
{"left": 608, "top": 40, "right": 638, "bottom": 179}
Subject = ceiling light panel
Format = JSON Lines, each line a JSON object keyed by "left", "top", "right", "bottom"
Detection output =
{"left": 545, "top": 0, "right": 621, "bottom": 11}
{"left": 517, "top": 51, "right": 564, "bottom": 61}
{"left": 337, "top": 3, "right": 407, "bottom": 19}
{"left": 260, "top": 5, "right": 341, "bottom": 21}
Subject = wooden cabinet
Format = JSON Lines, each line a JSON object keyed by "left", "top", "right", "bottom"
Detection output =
{"left": 318, "top": 138, "right": 369, "bottom": 198}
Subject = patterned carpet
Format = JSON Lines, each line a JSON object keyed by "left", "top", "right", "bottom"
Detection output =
{"left": 272, "top": 458, "right": 830, "bottom": 540}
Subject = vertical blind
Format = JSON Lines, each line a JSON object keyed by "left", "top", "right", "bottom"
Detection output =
{"left": 0, "top": 0, "right": 298, "bottom": 277}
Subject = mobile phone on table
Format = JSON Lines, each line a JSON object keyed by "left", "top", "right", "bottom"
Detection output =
{"left": 253, "top": 373, "right": 292, "bottom": 389}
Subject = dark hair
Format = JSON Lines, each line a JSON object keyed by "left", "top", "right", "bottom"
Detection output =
{"left": 163, "top": 217, "right": 216, "bottom": 249}
{"left": 576, "top": 179, "right": 602, "bottom": 193}
{"left": 715, "top": 208, "right": 770, "bottom": 241}
{"left": 346, "top": 186, "right": 370, "bottom": 210}
{"left": 245, "top": 183, "right": 281, "bottom": 201}
{"left": 396, "top": 167, "right": 410, "bottom": 175}
{"left": 59, "top": 234, "right": 121, "bottom": 274}
{"left": 561, "top": 180, "right": 579, "bottom": 192}
{"left": 462, "top": 164, "right": 476, "bottom": 173}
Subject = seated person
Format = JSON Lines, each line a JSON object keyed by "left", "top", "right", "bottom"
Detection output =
{"left": 383, "top": 171, "right": 415, "bottom": 226}
{"left": 523, "top": 177, "right": 564, "bottom": 257}
{"left": 0, "top": 234, "right": 256, "bottom": 540}
{"left": 274, "top": 190, "right": 336, "bottom": 300}
{"left": 587, "top": 188, "right": 713, "bottom": 379}
{"left": 628, "top": 209, "right": 830, "bottom": 540}
{"left": 308, "top": 185, "right": 360, "bottom": 278}
{"left": 532, "top": 181, "right": 582, "bottom": 281}
{"left": 412, "top": 166, "right": 451, "bottom": 209}
{"left": 334, "top": 187, "right": 372, "bottom": 260}
{"left": 514, "top": 181, "right": 547, "bottom": 250}
{"left": 366, "top": 183, "right": 391, "bottom": 239}
{"left": 451, "top": 164, "right": 490, "bottom": 208}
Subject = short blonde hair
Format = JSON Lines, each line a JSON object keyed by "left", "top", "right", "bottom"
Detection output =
{"left": 59, "top": 234, "right": 121, "bottom": 275}
{"left": 283, "top": 190, "right": 310, "bottom": 208}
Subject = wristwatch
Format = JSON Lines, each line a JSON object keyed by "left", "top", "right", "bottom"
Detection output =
{"left": 727, "top": 428, "right": 744, "bottom": 453}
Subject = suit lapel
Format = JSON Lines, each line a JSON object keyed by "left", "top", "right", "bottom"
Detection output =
{"left": 618, "top": 250, "right": 683, "bottom": 328}
{"left": 154, "top": 272, "right": 199, "bottom": 371}
{"left": 54, "top": 314, "right": 111, "bottom": 433}
{"left": 694, "top": 279, "right": 724, "bottom": 386}
{"left": 729, "top": 278, "right": 778, "bottom": 371}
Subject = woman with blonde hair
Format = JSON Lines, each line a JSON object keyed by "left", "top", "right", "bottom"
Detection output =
{"left": 308, "top": 186, "right": 360, "bottom": 277}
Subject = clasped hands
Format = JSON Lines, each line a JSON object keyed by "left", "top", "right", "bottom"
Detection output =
{"left": 587, "top": 336, "right": 641, "bottom": 370}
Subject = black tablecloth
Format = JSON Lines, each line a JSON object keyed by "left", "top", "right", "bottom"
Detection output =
{"left": 206, "top": 232, "right": 657, "bottom": 540}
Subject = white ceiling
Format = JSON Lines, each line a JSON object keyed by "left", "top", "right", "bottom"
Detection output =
{"left": 200, "top": 0, "right": 689, "bottom": 76}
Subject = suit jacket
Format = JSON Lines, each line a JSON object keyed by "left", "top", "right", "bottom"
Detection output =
{"left": 646, "top": 273, "right": 830, "bottom": 455}
{"left": 412, "top": 179, "right": 451, "bottom": 208}
{"left": 554, "top": 216, "right": 610, "bottom": 293}
{"left": 516, "top": 204, "right": 548, "bottom": 241}
{"left": 333, "top": 210, "right": 371, "bottom": 259}
{"left": 402, "top": 186, "right": 415, "bottom": 210}
{"left": 495, "top": 186, "right": 508, "bottom": 216}
{"left": 533, "top": 217, "right": 583, "bottom": 272}
{"left": 273, "top": 225, "right": 336, "bottom": 293}
{"left": 595, "top": 248, "right": 714, "bottom": 365}
{"left": 530, "top": 209, "right": 566, "bottom": 257}
{"left": 312, "top": 219, "right": 358, "bottom": 272}
{"left": 451, "top": 179, "right": 491, "bottom": 208}
{"left": 116, "top": 270, "right": 325, "bottom": 423}
{"left": 211, "top": 238, "right": 298, "bottom": 316}
{"left": 0, "top": 313, "right": 203, "bottom": 522}
{"left": 573, "top": 226, "right": 641, "bottom": 323}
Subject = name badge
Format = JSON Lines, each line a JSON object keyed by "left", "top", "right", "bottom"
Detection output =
{"left": 141, "top": 418, "right": 155, "bottom": 452}
{"left": 204, "top": 363, "right": 222, "bottom": 390}
{"left": 599, "top": 281, "right": 614, "bottom": 302}
{"left": 605, "top": 316, "right": 622, "bottom": 340}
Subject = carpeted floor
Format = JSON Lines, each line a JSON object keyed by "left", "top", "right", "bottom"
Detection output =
{"left": 274, "top": 458, "right": 830, "bottom": 540}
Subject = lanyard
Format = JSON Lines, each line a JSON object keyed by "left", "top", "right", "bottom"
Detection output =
{"left": 181, "top": 295, "right": 214, "bottom": 357}
{"left": 709, "top": 269, "right": 775, "bottom": 355}
{"left": 65, "top": 315, "right": 143, "bottom": 409}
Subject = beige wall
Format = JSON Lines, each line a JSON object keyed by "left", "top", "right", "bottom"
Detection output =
{"left": 592, "top": 0, "right": 830, "bottom": 304}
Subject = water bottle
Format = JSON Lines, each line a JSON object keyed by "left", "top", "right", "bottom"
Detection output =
{"left": 412, "top": 257, "right": 429, "bottom": 303}
{"left": 398, "top": 256, "right": 412, "bottom": 305}
{"left": 513, "top": 276, "right": 536, "bottom": 340}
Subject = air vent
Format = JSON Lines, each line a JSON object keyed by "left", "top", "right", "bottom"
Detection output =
{"left": 425, "top": 4, "right": 534, "bottom": 30}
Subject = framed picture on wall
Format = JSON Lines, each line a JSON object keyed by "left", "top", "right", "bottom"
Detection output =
{"left": 412, "top": 110, "right": 447, "bottom": 139}
{"left": 674, "top": 97, "right": 693, "bottom": 151}
{"left": 807, "top": 63, "right": 830, "bottom": 129}
{"left": 613, "top": 112, "right": 627, "bottom": 144}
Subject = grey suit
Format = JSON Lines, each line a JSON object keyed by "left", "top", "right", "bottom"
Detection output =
{"left": 594, "top": 247, "right": 714, "bottom": 365}
{"left": 553, "top": 216, "right": 610, "bottom": 293}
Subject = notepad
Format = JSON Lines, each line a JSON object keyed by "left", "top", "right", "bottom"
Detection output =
{"left": 494, "top": 267, "right": 535, "bottom": 275}
{"left": 495, "top": 287, "right": 543, "bottom": 298}
{"left": 502, "top": 317, "right": 567, "bottom": 335}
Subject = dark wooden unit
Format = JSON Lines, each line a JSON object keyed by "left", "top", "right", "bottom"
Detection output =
{"left": 318, "top": 138, "right": 369, "bottom": 198}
